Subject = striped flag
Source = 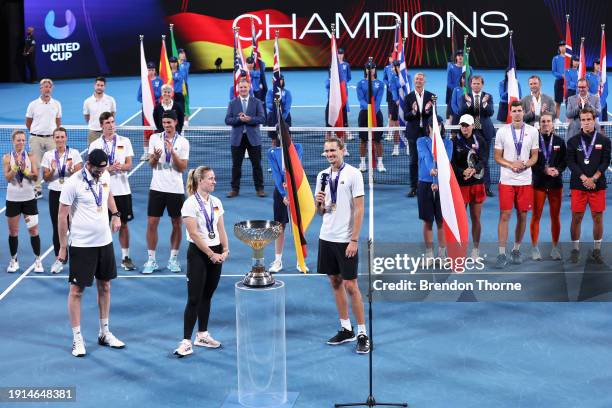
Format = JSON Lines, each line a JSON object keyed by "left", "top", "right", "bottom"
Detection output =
{"left": 169, "top": 24, "right": 190, "bottom": 117}
{"left": 397, "top": 38, "right": 410, "bottom": 148}
{"left": 431, "top": 107, "right": 469, "bottom": 271}
{"left": 279, "top": 108, "right": 315, "bottom": 273}
{"left": 564, "top": 16, "right": 573, "bottom": 98}
{"left": 159, "top": 35, "right": 173, "bottom": 87}
{"left": 139, "top": 37, "right": 155, "bottom": 130}
{"left": 506, "top": 35, "right": 520, "bottom": 123}
{"left": 272, "top": 31, "right": 281, "bottom": 98}
{"left": 328, "top": 33, "right": 347, "bottom": 127}
{"left": 250, "top": 17, "right": 260, "bottom": 69}
{"left": 367, "top": 65, "right": 377, "bottom": 167}
{"left": 392, "top": 20, "right": 401, "bottom": 61}
{"left": 462, "top": 38, "right": 471, "bottom": 94}
{"left": 600, "top": 26, "right": 607, "bottom": 97}
{"left": 233, "top": 28, "right": 250, "bottom": 97}
{"left": 578, "top": 38, "right": 586, "bottom": 80}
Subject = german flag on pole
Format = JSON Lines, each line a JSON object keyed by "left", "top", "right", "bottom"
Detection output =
{"left": 159, "top": 35, "right": 173, "bottom": 88}
{"left": 279, "top": 106, "right": 315, "bottom": 273}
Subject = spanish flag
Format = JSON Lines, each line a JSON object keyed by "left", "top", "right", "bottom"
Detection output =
{"left": 279, "top": 107, "right": 315, "bottom": 273}
{"left": 367, "top": 67, "right": 377, "bottom": 167}
{"left": 159, "top": 35, "right": 173, "bottom": 88}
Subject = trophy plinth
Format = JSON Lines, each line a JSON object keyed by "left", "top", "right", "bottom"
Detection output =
{"left": 234, "top": 220, "right": 283, "bottom": 287}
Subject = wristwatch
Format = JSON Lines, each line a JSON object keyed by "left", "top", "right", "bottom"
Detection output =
{"left": 111, "top": 211, "right": 121, "bottom": 218}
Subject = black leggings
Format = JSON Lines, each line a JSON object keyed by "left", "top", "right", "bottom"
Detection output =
{"left": 48, "top": 190, "right": 70, "bottom": 258}
{"left": 183, "top": 243, "right": 223, "bottom": 340}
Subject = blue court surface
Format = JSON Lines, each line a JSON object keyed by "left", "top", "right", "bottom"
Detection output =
{"left": 1, "top": 70, "right": 612, "bottom": 407}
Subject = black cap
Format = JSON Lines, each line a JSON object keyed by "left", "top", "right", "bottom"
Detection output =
{"left": 365, "top": 61, "right": 376, "bottom": 70}
{"left": 593, "top": 58, "right": 601, "bottom": 64}
{"left": 338, "top": 48, "right": 345, "bottom": 54}
{"left": 572, "top": 55, "right": 579, "bottom": 62}
{"left": 454, "top": 50, "right": 464, "bottom": 57}
{"left": 246, "top": 56, "right": 255, "bottom": 64}
{"left": 162, "top": 110, "right": 177, "bottom": 120}
{"left": 558, "top": 40, "right": 566, "bottom": 46}
{"left": 178, "top": 48, "right": 184, "bottom": 53}
{"left": 392, "top": 60, "right": 400, "bottom": 67}
{"left": 88, "top": 149, "right": 108, "bottom": 167}
{"left": 169, "top": 56, "right": 178, "bottom": 63}
{"left": 146, "top": 62, "right": 155, "bottom": 69}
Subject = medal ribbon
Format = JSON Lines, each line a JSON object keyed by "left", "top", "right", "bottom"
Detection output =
{"left": 580, "top": 132, "right": 597, "bottom": 163}
{"left": 510, "top": 124, "right": 525, "bottom": 160}
{"left": 194, "top": 193, "right": 215, "bottom": 236}
{"left": 328, "top": 163, "right": 345, "bottom": 205}
{"left": 81, "top": 169, "right": 103, "bottom": 209}
{"left": 459, "top": 135, "right": 479, "bottom": 152}
{"left": 55, "top": 147, "right": 69, "bottom": 179}
{"left": 12, "top": 151, "right": 26, "bottom": 183}
{"left": 539, "top": 134, "right": 554, "bottom": 165}
{"left": 163, "top": 132, "right": 178, "bottom": 164}
{"left": 102, "top": 136, "right": 117, "bottom": 165}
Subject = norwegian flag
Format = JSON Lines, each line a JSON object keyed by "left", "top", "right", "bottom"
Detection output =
{"left": 250, "top": 17, "right": 260, "bottom": 69}
{"left": 272, "top": 31, "right": 281, "bottom": 99}
{"left": 328, "top": 33, "right": 347, "bottom": 127}
{"left": 600, "top": 26, "right": 607, "bottom": 97}
{"left": 506, "top": 35, "right": 520, "bottom": 123}
{"left": 392, "top": 20, "right": 401, "bottom": 61}
{"left": 233, "top": 28, "right": 250, "bottom": 97}
{"left": 564, "top": 16, "right": 573, "bottom": 98}
{"left": 578, "top": 37, "right": 586, "bottom": 80}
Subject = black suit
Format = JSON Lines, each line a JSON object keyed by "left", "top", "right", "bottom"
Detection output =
{"left": 404, "top": 89, "right": 435, "bottom": 189}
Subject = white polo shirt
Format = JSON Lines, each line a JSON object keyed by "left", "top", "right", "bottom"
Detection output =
{"left": 316, "top": 163, "right": 364, "bottom": 243}
{"left": 89, "top": 134, "right": 134, "bottom": 196}
{"left": 25, "top": 97, "right": 62, "bottom": 135}
{"left": 40, "top": 148, "right": 83, "bottom": 192}
{"left": 181, "top": 194, "right": 224, "bottom": 247}
{"left": 494, "top": 123, "right": 539, "bottom": 186}
{"left": 59, "top": 169, "right": 112, "bottom": 247}
{"left": 148, "top": 132, "right": 189, "bottom": 194}
{"left": 83, "top": 94, "right": 117, "bottom": 131}
{"left": 6, "top": 152, "right": 35, "bottom": 202}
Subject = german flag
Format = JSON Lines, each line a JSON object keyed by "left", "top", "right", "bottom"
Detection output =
{"left": 279, "top": 107, "right": 315, "bottom": 273}
{"left": 159, "top": 35, "right": 173, "bottom": 88}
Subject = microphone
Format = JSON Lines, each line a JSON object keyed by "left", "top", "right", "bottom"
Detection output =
{"left": 320, "top": 173, "right": 329, "bottom": 192}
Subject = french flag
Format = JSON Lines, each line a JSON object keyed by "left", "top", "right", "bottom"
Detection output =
{"left": 506, "top": 35, "right": 520, "bottom": 123}
{"left": 431, "top": 107, "right": 469, "bottom": 271}
{"left": 328, "top": 34, "right": 347, "bottom": 127}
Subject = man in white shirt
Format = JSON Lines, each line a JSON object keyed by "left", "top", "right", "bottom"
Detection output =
{"left": 57, "top": 149, "right": 124, "bottom": 357}
{"left": 89, "top": 112, "right": 135, "bottom": 271}
{"left": 315, "top": 137, "right": 369, "bottom": 354}
{"left": 83, "top": 76, "right": 117, "bottom": 145}
{"left": 25, "top": 78, "right": 62, "bottom": 198}
{"left": 520, "top": 75, "right": 555, "bottom": 126}
{"left": 494, "top": 101, "right": 539, "bottom": 267}
{"left": 143, "top": 110, "right": 190, "bottom": 274}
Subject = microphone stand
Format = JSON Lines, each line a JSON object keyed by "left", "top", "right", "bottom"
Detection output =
{"left": 334, "top": 59, "right": 407, "bottom": 408}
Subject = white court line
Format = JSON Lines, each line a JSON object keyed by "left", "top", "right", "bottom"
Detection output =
{"left": 120, "top": 110, "right": 142, "bottom": 126}
{"left": 187, "top": 107, "right": 203, "bottom": 121}
{"left": 0, "top": 246, "right": 55, "bottom": 301}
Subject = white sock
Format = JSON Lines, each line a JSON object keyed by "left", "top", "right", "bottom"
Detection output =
{"left": 99, "top": 318, "right": 109, "bottom": 335}
{"left": 438, "top": 247, "right": 446, "bottom": 257}
{"left": 72, "top": 326, "right": 82, "bottom": 340}
{"left": 594, "top": 239, "right": 602, "bottom": 250}
{"left": 197, "top": 331, "right": 208, "bottom": 338}
{"left": 360, "top": 157, "right": 366, "bottom": 164}
{"left": 121, "top": 248, "right": 129, "bottom": 258}
{"left": 573, "top": 240, "right": 580, "bottom": 250}
{"left": 513, "top": 242, "right": 521, "bottom": 251}
{"left": 425, "top": 248, "right": 434, "bottom": 258}
{"left": 275, "top": 253, "right": 282, "bottom": 262}
{"left": 377, "top": 157, "right": 383, "bottom": 164}
{"left": 499, "top": 247, "right": 506, "bottom": 255}
{"left": 170, "top": 249, "right": 179, "bottom": 259}
{"left": 357, "top": 324, "right": 367, "bottom": 335}
{"left": 147, "top": 250, "right": 156, "bottom": 261}
{"left": 340, "top": 318, "right": 352, "bottom": 331}
{"left": 471, "top": 247, "right": 479, "bottom": 258}
{"left": 393, "top": 144, "right": 399, "bottom": 149}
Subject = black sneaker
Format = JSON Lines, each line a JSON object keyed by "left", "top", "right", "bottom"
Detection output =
{"left": 591, "top": 249, "right": 604, "bottom": 264}
{"left": 326, "top": 328, "right": 356, "bottom": 345}
{"left": 486, "top": 189, "right": 494, "bottom": 197}
{"left": 406, "top": 188, "right": 417, "bottom": 198}
{"left": 121, "top": 257, "right": 136, "bottom": 271}
{"left": 356, "top": 334, "right": 370, "bottom": 354}
{"left": 569, "top": 249, "right": 580, "bottom": 264}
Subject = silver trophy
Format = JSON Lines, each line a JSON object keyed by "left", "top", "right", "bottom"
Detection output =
{"left": 234, "top": 220, "right": 283, "bottom": 287}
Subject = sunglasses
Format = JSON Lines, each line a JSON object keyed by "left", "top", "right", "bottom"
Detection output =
{"left": 460, "top": 123, "right": 472, "bottom": 127}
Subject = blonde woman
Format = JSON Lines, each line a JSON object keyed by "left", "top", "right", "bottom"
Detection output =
{"left": 174, "top": 166, "right": 229, "bottom": 357}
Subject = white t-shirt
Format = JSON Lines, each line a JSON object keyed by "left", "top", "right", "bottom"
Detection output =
{"left": 316, "top": 163, "right": 364, "bottom": 243}
{"left": 6, "top": 151, "right": 35, "bottom": 202}
{"left": 59, "top": 169, "right": 112, "bottom": 247}
{"left": 148, "top": 132, "right": 190, "bottom": 194}
{"left": 41, "top": 148, "right": 83, "bottom": 192}
{"left": 89, "top": 135, "right": 134, "bottom": 196}
{"left": 181, "top": 194, "right": 225, "bottom": 247}
{"left": 83, "top": 94, "right": 117, "bottom": 131}
{"left": 26, "top": 97, "right": 62, "bottom": 135}
{"left": 494, "top": 123, "right": 539, "bottom": 185}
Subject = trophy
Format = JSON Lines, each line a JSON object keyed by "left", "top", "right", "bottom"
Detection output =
{"left": 234, "top": 220, "right": 283, "bottom": 287}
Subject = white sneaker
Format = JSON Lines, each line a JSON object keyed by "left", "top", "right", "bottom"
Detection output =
{"left": 438, "top": 247, "right": 447, "bottom": 258}
{"left": 174, "top": 339, "right": 193, "bottom": 357}
{"left": 72, "top": 337, "right": 86, "bottom": 357}
{"left": 470, "top": 248, "right": 480, "bottom": 260}
{"left": 268, "top": 259, "right": 283, "bottom": 273}
{"left": 385, "top": 131, "right": 393, "bottom": 141}
{"left": 406, "top": 146, "right": 410, "bottom": 156}
{"left": 297, "top": 263, "right": 309, "bottom": 273}
{"left": 346, "top": 132, "right": 354, "bottom": 141}
{"left": 33, "top": 258, "right": 44, "bottom": 273}
{"left": 7, "top": 258, "right": 19, "bottom": 273}
{"left": 98, "top": 332, "right": 125, "bottom": 348}
{"left": 359, "top": 162, "right": 367, "bottom": 172}
{"left": 550, "top": 246, "right": 562, "bottom": 260}
{"left": 377, "top": 162, "right": 387, "bottom": 172}
{"left": 50, "top": 259, "right": 64, "bottom": 274}
{"left": 391, "top": 146, "right": 400, "bottom": 156}
{"left": 244, "top": 151, "right": 249, "bottom": 159}
{"left": 531, "top": 246, "right": 542, "bottom": 261}
{"left": 194, "top": 331, "right": 221, "bottom": 348}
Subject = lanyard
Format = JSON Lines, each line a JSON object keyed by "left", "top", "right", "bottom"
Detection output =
{"left": 580, "top": 132, "right": 598, "bottom": 163}
{"left": 81, "top": 169, "right": 103, "bottom": 208}
{"left": 102, "top": 136, "right": 117, "bottom": 165}
{"left": 510, "top": 124, "right": 525, "bottom": 160}
{"left": 539, "top": 134, "right": 554, "bottom": 165}
{"left": 55, "top": 147, "right": 69, "bottom": 178}
{"left": 328, "top": 163, "right": 345, "bottom": 205}
{"left": 194, "top": 192, "right": 215, "bottom": 235}
{"left": 459, "top": 135, "right": 479, "bottom": 152}
{"left": 163, "top": 132, "right": 178, "bottom": 164}
{"left": 12, "top": 151, "right": 26, "bottom": 183}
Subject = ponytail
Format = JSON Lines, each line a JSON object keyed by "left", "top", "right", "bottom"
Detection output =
{"left": 186, "top": 166, "right": 212, "bottom": 196}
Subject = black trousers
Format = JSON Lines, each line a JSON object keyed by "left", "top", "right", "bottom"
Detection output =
{"left": 49, "top": 190, "right": 69, "bottom": 258}
{"left": 183, "top": 243, "right": 222, "bottom": 339}
{"left": 408, "top": 131, "right": 425, "bottom": 190}
{"left": 23, "top": 53, "right": 37, "bottom": 83}
{"left": 231, "top": 134, "right": 264, "bottom": 192}
{"left": 473, "top": 128, "right": 492, "bottom": 189}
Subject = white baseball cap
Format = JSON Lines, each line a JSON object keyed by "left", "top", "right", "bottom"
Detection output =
{"left": 459, "top": 114, "right": 474, "bottom": 126}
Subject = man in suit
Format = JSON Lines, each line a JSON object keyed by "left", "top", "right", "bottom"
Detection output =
{"left": 404, "top": 72, "right": 434, "bottom": 197}
{"left": 225, "top": 79, "right": 266, "bottom": 198}
{"left": 521, "top": 75, "right": 555, "bottom": 126}
{"left": 566, "top": 78, "right": 601, "bottom": 139}
{"left": 458, "top": 75, "right": 495, "bottom": 196}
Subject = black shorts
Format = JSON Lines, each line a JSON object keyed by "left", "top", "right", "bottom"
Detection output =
{"left": 566, "top": 89, "right": 576, "bottom": 100}
{"left": 109, "top": 194, "right": 134, "bottom": 223}
{"left": 358, "top": 110, "right": 384, "bottom": 142}
{"left": 554, "top": 78, "right": 564, "bottom": 103}
{"left": 317, "top": 239, "right": 358, "bottom": 280}
{"left": 417, "top": 181, "right": 443, "bottom": 223}
{"left": 147, "top": 190, "right": 185, "bottom": 218}
{"left": 388, "top": 100, "right": 398, "bottom": 121}
{"left": 5, "top": 199, "right": 38, "bottom": 218}
{"left": 68, "top": 243, "right": 117, "bottom": 288}
{"left": 273, "top": 188, "right": 289, "bottom": 224}
{"left": 601, "top": 104, "right": 608, "bottom": 122}
{"left": 324, "top": 103, "right": 348, "bottom": 127}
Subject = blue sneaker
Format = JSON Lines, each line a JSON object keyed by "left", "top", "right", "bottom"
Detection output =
{"left": 141, "top": 259, "right": 158, "bottom": 274}
{"left": 167, "top": 257, "right": 181, "bottom": 273}
{"left": 494, "top": 254, "right": 507, "bottom": 269}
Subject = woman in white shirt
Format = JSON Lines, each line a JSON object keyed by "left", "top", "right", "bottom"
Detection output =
{"left": 3, "top": 130, "right": 42, "bottom": 272}
{"left": 174, "top": 166, "right": 229, "bottom": 357}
